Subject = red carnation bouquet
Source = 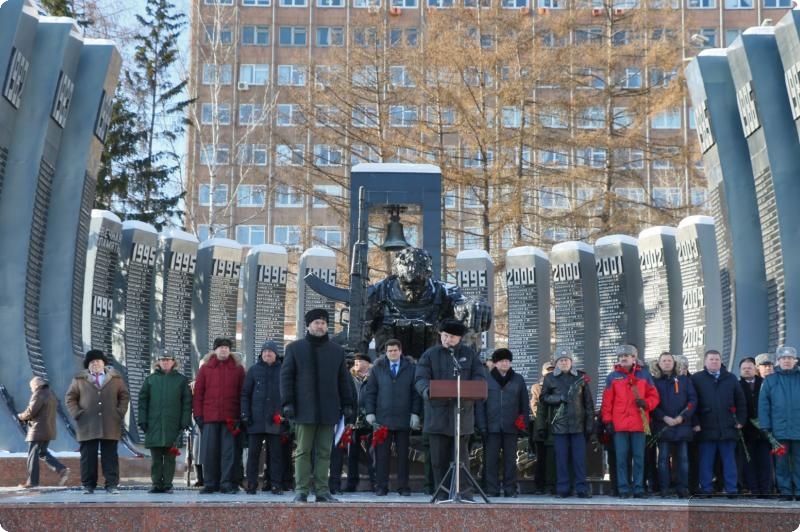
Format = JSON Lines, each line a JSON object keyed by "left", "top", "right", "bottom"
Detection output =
{"left": 749, "top": 417, "right": 788, "bottom": 457}
{"left": 371, "top": 425, "right": 389, "bottom": 448}
{"left": 338, "top": 425, "right": 353, "bottom": 449}
{"left": 514, "top": 415, "right": 527, "bottom": 432}
{"left": 730, "top": 407, "right": 750, "bottom": 462}
{"left": 168, "top": 446, "right": 181, "bottom": 457}
{"left": 273, "top": 412, "right": 283, "bottom": 425}
{"left": 226, "top": 418, "right": 242, "bottom": 436}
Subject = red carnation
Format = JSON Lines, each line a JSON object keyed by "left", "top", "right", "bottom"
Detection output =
{"left": 729, "top": 406, "right": 736, "bottom": 414}
{"left": 168, "top": 446, "right": 181, "bottom": 457}
{"left": 280, "top": 433, "right": 290, "bottom": 445}
{"left": 273, "top": 412, "right": 283, "bottom": 425}
{"left": 514, "top": 414, "right": 526, "bottom": 432}
{"left": 583, "top": 374, "right": 591, "bottom": 384}
{"left": 598, "top": 432, "right": 611, "bottom": 446}
{"left": 226, "top": 418, "right": 242, "bottom": 436}
{"left": 772, "top": 444, "right": 787, "bottom": 457}
{"left": 686, "top": 402, "right": 694, "bottom": 410}
{"left": 371, "top": 425, "right": 389, "bottom": 448}
{"left": 338, "top": 425, "right": 353, "bottom": 449}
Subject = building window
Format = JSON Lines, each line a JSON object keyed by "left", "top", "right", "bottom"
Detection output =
{"left": 463, "top": 148, "right": 493, "bottom": 169}
{"left": 724, "top": 0, "right": 751, "bottom": 8}
{"left": 463, "top": 187, "right": 482, "bottom": 208}
{"left": 275, "top": 185, "right": 304, "bottom": 207}
{"left": 352, "top": 105, "right": 379, "bottom": 128}
{"left": 463, "top": 227, "right": 482, "bottom": 249}
{"left": 237, "top": 144, "right": 268, "bottom": 166}
{"left": 539, "top": 149, "right": 568, "bottom": 167}
{"left": 275, "top": 144, "right": 304, "bottom": 166}
{"left": 279, "top": 26, "right": 307, "bottom": 46}
{"left": 652, "top": 187, "right": 681, "bottom": 208}
{"left": 392, "top": 0, "right": 418, "bottom": 5}
{"left": 649, "top": 68, "right": 677, "bottom": 88}
{"left": 539, "top": 0, "right": 563, "bottom": 8}
{"left": 198, "top": 225, "right": 227, "bottom": 242}
{"left": 315, "top": 105, "right": 342, "bottom": 127}
{"left": 615, "top": 148, "right": 644, "bottom": 169}
{"left": 201, "top": 103, "right": 231, "bottom": 125}
{"left": 205, "top": 0, "right": 233, "bottom": 4}
{"left": 237, "top": 185, "right": 266, "bottom": 207}
{"left": 621, "top": 67, "right": 642, "bottom": 89}
{"left": 389, "top": 105, "right": 418, "bottom": 127}
{"left": 575, "top": 147, "right": 606, "bottom": 168}
{"left": 652, "top": 108, "right": 681, "bottom": 129}
{"left": 351, "top": 144, "right": 381, "bottom": 164}
{"left": 613, "top": 107, "right": 634, "bottom": 130}
{"left": 614, "top": 187, "right": 645, "bottom": 206}
{"left": 577, "top": 107, "right": 605, "bottom": 129}
{"left": 277, "top": 65, "right": 307, "bottom": 86}
{"left": 277, "top": 103, "right": 304, "bottom": 126}
{"left": 280, "top": 0, "right": 307, "bottom": 5}
{"left": 199, "top": 184, "right": 228, "bottom": 206}
{"left": 540, "top": 109, "right": 568, "bottom": 128}
{"left": 200, "top": 144, "right": 230, "bottom": 165}
{"left": 204, "top": 25, "right": 233, "bottom": 44}
{"left": 652, "top": 147, "right": 679, "bottom": 169}
{"left": 312, "top": 226, "right": 342, "bottom": 248}
{"left": 318, "top": 0, "right": 345, "bottom": 6}
{"left": 688, "top": 0, "right": 714, "bottom": 7}
{"left": 502, "top": 106, "right": 524, "bottom": 128}
{"left": 540, "top": 187, "right": 570, "bottom": 209}
{"left": 690, "top": 28, "right": 717, "bottom": 47}
{"left": 725, "top": 28, "right": 744, "bottom": 46}
{"left": 242, "top": 0, "right": 270, "bottom": 5}
{"left": 316, "top": 26, "right": 344, "bottom": 46}
{"left": 236, "top": 225, "right": 266, "bottom": 245}
{"left": 390, "top": 66, "right": 415, "bottom": 87}
{"left": 354, "top": 28, "right": 380, "bottom": 47}
{"left": 543, "top": 227, "right": 570, "bottom": 243}
{"left": 239, "top": 64, "right": 269, "bottom": 85}
{"left": 202, "top": 64, "right": 232, "bottom": 85}
{"left": 576, "top": 187, "right": 602, "bottom": 215}
{"left": 315, "top": 65, "right": 342, "bottom": 88}
{"left": 313, "top": 144, "right": 343, "bottom": 166}
{"left": 501, "top": 0, "right": 526, "bottom": 6}
{"left": 352, "top": 66, "right": 378, "bottom": 88}
{"left": 239, "top": 103, "right": 265, "bottom": 125}
{"left": 242, "top": 25, "right": 270, "bottom": 45}
{"left": 577, "top": 68, "right": 605, "bottom": 89}
{"left": 426, "top": 106, "right": 455, "bottom": 126}
{"left": 691, "top": 187, "right": 708, "bottom": 206}
{"left": 764, "top": 0, "right": 791, "bottom": 5}
{"left": 575, "top": 27, "right": 603, "bottom": 45}
{"left": 312, "top": 184, "right": 343, "bottom": 207}
{"left": 274, "top": 225, "right": 302, "bottom": 246}
{"left": 390, "top": 27, "right": 418, "bottom": 46}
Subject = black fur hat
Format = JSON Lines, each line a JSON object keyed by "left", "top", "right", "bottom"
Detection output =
{"left": 84, "top": 349, "right": 108, "bottom": 369}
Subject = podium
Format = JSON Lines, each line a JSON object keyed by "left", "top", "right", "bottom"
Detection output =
{"left": 429, "top": 379, "right": 489, "bottom": 504}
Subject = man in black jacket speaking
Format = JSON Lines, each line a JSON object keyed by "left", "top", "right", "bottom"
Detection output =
{"left": 280, "top": 309, "right": 355, "bottom": 502}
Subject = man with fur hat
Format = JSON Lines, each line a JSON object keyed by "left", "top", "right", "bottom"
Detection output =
{"left": 476, "top": 348, "right": 530, "bottom": 497}
{"left": 241, "top": 340, "right": 285, "bottom": 494}
{"left": 138, "top": 351, "right": 192, "bottom": 493}
{"left": 65, "top": 349, "right": 130, "bottom": 494}
{"left": 541, "top": 348, "right": 594, "bottom": 498}
{"left": 193, "top": 337, "right": 246, "bottom": 494}
{"left": 415, "top": 318, "right": 486, "bottom": 501}
{"left": 280, "top": 308, "right": 355, "bottom": 503}
{"left": 18, "top": 376, "right": 69, "bottom": 488}
{"left": 363, "top": 339, "right": 422, "bottom": 496}
{"left": 759, "top": 346, "right": 800, "bottom": 501}
{"left": 344, "top": 352, "right": 375, "bottom": 492}
{"left": 601, "top": 344, "right": 659, "bottom": 499}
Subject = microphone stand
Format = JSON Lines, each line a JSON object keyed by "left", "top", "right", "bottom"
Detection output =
{"left": 432, "top": 346, "right": 489, "bottom": 504}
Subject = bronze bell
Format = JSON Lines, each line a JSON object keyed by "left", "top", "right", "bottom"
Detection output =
{"left": 381, "top": 205, "right": 410, "bottom": 251}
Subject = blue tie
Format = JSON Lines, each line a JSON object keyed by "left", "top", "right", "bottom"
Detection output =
{"left": 391, "top": 363, "right": 398, "bottom": 377}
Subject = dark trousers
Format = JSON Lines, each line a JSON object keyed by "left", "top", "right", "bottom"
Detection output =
{"left": 554, "top": 433, "right": 588, "bottom": 496}
{"left": 247, "top": 433, "right": 283, "bottom": 488}
{"left": 429, "top": 433, "right": 470, "bottom": 494}
{"left": 150, "top": 447, "right": 177, "bottom": 489}
{"left": 26, "top": 441, "right": 66, "bottom": 486}
{"left": 375, "top": 429, "right": 410, "bottom": 491}
{"left": 202, "top": 422, "right": 237, "bottom": 490}
{"left": 657, "top": 440, "right": 688, "bottom": 494}
{"left": 346, "top": 429, "right": 375, "bottom": 489}
{"left": 80, "top": 439, "right": 119, "bottom": 489}
{"left": 775, "top": 439, "right": 800, "bottom": 496}
{"left": 329, "top": 441, "right": 345, "bottom": 492}
{"left": 485, "top": 432, "right": 519, "bottom": 495}
{"left": 698, "top": 439, "right": 737, "bottom": 494}
{"left": 741, "top": 438, "right": 774, "bottom": 495}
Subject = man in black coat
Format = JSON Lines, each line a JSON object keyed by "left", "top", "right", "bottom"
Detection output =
{"left": 363, "top": 339, "right": 422, "bottom": 496}
{"left": 415, "top": 319, "right": 485, "bottom": 501}
{"left": 738, "top": 356, "right": 773, "bottom": 496}
{"left": 690, "top": 349, "right": 746, "bottom": 497}
{"left": 280, "top": 309, "right": 355, "bottom": 502}
{"left": 241, "top": 340, "right": 285, "bottom": 495}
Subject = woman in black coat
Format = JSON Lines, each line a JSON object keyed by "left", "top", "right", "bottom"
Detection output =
{"left": 241, "top": 341, "right": 285, "bottom": 494}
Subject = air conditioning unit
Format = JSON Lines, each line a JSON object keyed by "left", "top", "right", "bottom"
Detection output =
{"left": 592, "top": 7, "right": 602, "bottom": 16}
{"left": 237, "top": 81, "right": 250, "bottom": 91}
{"left": 537, "top": 6, "right": 548, "bottom": 14}
{"left": 614, "top": 7, "right": 624, "bottom": 15}
{"left": 367, "top": 4, "right": 380, "bottom": 13}
{"left": 390, "top": 6, "right": 402, "bottom": 15}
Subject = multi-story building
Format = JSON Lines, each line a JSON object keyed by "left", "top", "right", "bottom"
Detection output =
{"left": 185, "top": 0, "right": 794, "bottom": 278}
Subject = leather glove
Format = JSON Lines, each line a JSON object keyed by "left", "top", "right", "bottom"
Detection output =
{"left": 240, "top": 415, "right": 252, "bottom": 426}
{"left": 342, "top": 406, "right": 355, "bottom": 425}
{"left": 282, "top": 405, "right": 295, "bottom": 421}
{"left": 366, "top": 414, "right": 377, "bottom": 426}
{"left": 410, "top": 414, "right": 421, "bottom": 430}
{"left": 536, "top": 429, "right": 548, "bottom": 440}
{"left": 138, "top": 423, "right": 148, "bottom": 433}
{"left": 635, "top": 398, "right": 647, "bottom": 410}
{"left": 604, "top": 423, "right": 614, "bottom": 435}
{"left": 194, "top": 416, "right": 204, "bottom": 430}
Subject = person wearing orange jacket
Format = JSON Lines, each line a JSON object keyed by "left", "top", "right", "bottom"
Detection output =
{"left": 601, "top": 344, "right": 660, "bottom": 499}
